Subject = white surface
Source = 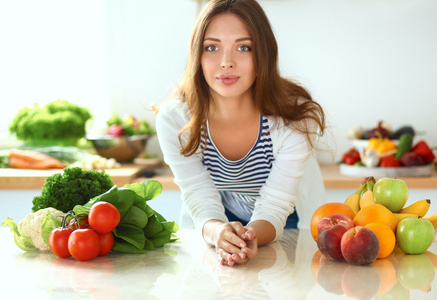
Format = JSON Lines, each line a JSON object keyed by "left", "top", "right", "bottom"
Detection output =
{"left": 340, "top": 164, "right": 433, "bottom": 178}
{"left": 1, "top": 227, "right": 437, "bottom": 299}
{"left": 2, "top": 186, "right": 437, "bottom": 299}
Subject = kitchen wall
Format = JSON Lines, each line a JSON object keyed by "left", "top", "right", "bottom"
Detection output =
{"left": 0, "top": 0, "right": 436, "bottom": 161}
{"left": 104, "top": 0, "right": 437, "bottom": 163}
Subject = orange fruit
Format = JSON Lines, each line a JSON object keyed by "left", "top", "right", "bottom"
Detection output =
{"left": 365, "top": 223, "right": 396, "bottom": 259}
{"left": 311, "top": 250, "right": 323, "bottom": 282}
{"left": 310, "top": 202, "right": 356, "bottom": 242}
{"left": 353, "top": 204, "right": 399, "bottom": 232}
{"left": 370, "top": 258, "right": 398, "bottom": 296}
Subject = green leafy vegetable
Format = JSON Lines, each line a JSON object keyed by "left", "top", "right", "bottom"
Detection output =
{"left": 74, "top": 180, "right": 178, "bottom": 254}
{"left": 2, "top": 217, "right": 37, "bottom": 251}
{"left": 9, "top": 99, "right": 92, "bottom": 143}
{"left": 32, "top": 167, "right": 114, "bottom": 213}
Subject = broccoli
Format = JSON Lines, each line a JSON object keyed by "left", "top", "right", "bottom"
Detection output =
{"left": 9, "top": 99, "right": 92, "bottom": 141}
{"left": 32, "top": 167, "right": 114, "bottom": 213}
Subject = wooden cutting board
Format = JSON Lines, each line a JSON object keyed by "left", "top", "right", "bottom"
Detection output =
{"left": 0, "top": 159, "right": 162, "bottom": 190}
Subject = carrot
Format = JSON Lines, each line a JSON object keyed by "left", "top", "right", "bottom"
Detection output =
{"left": 8, "top": 149, "right": 65, "bottom": 169}
{"left": 9, "top": 149, "right": 58, "bottom": 163}
{"left": 9, "top": 157, "right": 65, "bottom": 169}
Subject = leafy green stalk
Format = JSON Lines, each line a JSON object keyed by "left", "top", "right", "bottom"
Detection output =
{"left": 74, "top": 180, "right": 178, "bottom": 254}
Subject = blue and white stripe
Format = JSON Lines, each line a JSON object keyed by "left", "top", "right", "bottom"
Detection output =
{"left": 201, "top": 115, "right": 274, "bottom": 222}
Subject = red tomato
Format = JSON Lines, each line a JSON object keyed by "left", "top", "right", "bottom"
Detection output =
{"left": 68, "top": 228, "right": 100, "bottom": 261}
{"left": 98, "top": 232, "right": 115, "bottom": 256}
{"left": 68, "top": 216, "right": 90, "bottom": 230}
{"left": 49, "top": 227, "right": 74, "bottom": 258}
{"left": 88, "top": 201, "right": 121, "bottom": 234}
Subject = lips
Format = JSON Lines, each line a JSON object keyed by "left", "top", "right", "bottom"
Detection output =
{"left": 217, "top": 74, "right": 239, "bottom": 85}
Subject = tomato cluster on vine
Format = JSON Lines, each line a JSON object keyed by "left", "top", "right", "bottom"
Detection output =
{"left": 48, "top": 201, "right": 121, "bottom": 261}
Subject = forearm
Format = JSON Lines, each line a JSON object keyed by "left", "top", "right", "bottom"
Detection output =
{"left": 247, "top": 220, "right": 275, "bottom": 246}
{"left": 202, "top": 219, "right": 226, "bottom": 245}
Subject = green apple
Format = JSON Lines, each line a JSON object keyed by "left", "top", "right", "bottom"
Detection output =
{"left": 375, "top": 281, "right": 409, "bottom": 300}
{"left": 397, "top": 253, "right": 435, "bottom": 290}
{"left": 396, "top": 216, "right": 434, "bottom": 254}
{"left": 373, "top": 178, "right": 408, "bottom": 212}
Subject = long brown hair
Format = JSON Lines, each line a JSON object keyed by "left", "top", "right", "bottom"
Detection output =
{"left": 176, "top": 0, "right": 325, "bottom": 156}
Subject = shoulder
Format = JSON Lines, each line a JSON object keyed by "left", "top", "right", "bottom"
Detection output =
{"left": 157, "top": 98, "right": 188, "bottom": 117}
{"left": 156, "top": 99, "right": 190, "bottom": 125}
{"left": 265, "top": 115, "right": 311, "bottom": 153}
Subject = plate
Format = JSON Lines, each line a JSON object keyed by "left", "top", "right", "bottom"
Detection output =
{"left": 340, "top": 164, "right": 432, "bottom": 178}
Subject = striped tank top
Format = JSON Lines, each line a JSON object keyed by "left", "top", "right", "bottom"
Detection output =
{"left": 201, "top": 115, "right": 274, "bottom": 222}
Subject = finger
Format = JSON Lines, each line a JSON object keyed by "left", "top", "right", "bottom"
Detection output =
{"left": 241, "top": 240, "right": 258, "bottom": 260}
{"left": 229, "top": 222, "right": 248, "bottom": 241}
{"left": 218, "top": 239, "right": 244, "bottom": 256}
{"left": 230, "top": 249, "right": 248, "bottom": 263}
{"left": 242, "top": 227, "right": 257, "bottom": 241}
{"left": 217, "top": 248, "right": 235, "bottom": 266}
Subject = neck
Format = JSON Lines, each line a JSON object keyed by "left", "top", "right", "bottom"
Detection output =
{"left": 209, "top": 91, "right": 258, "bottom": 122}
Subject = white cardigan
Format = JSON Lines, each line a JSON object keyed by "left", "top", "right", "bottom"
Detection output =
{"left": 155, "top": 99, "right": 326, "bottom": 241}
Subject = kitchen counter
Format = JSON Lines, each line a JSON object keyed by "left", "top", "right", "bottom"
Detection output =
{"left": 0, "top": 159, "right": 162, "bottom": 190}
{"left": 1, "top": 227, "right": 437, "bottom": 299}
{"left": 1, "top": 162, "right": 436, "bottom": 190}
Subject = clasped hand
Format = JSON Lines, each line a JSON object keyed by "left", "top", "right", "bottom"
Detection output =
{"left": 212, "top": 222, "right": 258, "bottom": 266}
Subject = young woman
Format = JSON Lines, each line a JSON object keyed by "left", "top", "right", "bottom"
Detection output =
{"left": 156, "top": 0, "right": 326, "bottom": 266}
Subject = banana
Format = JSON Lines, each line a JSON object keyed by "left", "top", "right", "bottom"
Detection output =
{"left": 420, "top": 285, "right": 432, "bottom": 293}
{"left": 359, "top": 190, "right": 375, "bottom": 209}
{"left": 359, "top": 178, "right": 376, "bottom": 209}
{"left": 393, "top": 213, "right": 419, "bottom": 222}
{"left": 345, "top": 182, "right": 366, "bottom": 214}
{"left": 398, "top": 199, "right": 431, "bottom": 217}
{"left": 423, "top": 214, "right": 437, "bottom": 229}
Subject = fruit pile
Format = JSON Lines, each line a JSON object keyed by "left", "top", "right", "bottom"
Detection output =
{"left": 311, "top": 176, "right": 437, "bottom": 266}
{"left": 343, "top": 121, "right": 436, "bottom": 167}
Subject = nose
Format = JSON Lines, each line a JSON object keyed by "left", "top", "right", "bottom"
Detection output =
{"left": 220, "top": 51, "right": 234, "bottom": 69}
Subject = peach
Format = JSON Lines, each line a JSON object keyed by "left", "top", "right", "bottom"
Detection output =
{"left": 340, "top": 226, "right": 379, "bottom": 265}
{"left": 317, "top": 224, "right": 348, "bottom": 261}
{"left": 317, "top": 260, "right": 349, "bottom": 295}
{"left": 317, "top": 213, "right": 354, "bottom": 234}
{"left": 341, "top": 264, "right": 380, "bottom": 299}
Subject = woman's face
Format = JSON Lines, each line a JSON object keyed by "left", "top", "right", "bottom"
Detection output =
{"left": 200, "top": 13, "right": 256, "bottom": 101}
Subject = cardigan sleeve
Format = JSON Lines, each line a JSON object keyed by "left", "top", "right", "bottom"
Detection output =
{"left": 249, "top": 121, "right": 315, "bottom": 241}
{"left": 155, "top": 100, "right": 228, "bottom": 236}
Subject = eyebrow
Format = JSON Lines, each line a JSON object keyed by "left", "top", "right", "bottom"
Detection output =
{"left": 203, "top": 37, "right": 252, "bottom": 42}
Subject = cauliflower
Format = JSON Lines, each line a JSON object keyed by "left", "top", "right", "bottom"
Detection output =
{"left": 18, "top": 207, "right": 65, "bottom": 251}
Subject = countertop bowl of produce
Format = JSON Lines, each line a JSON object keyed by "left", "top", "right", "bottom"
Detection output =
{"left": 86, "top": 134, "right": 151, "bottom": 162}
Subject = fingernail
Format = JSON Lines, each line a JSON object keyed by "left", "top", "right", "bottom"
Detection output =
{"left": 240, "top": 242, "right": 245, "bottom": 248}
{"left": 239, "top": 252, "right": 245, "bottom": 259}
{"left": 242, "top": 233, "right": 246, "bottom": 239}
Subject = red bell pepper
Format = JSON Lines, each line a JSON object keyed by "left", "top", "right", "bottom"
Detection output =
{"left": 379, "top": 155, "right": 401, "bottom": 167}
{"left": 412, "top": 140, "right": 435, "bottom": 163}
